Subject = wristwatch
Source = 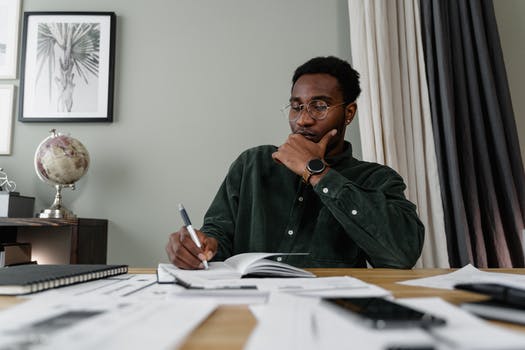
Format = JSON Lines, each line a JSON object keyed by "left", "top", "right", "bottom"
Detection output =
{"left": 302, "top": 158, "right": 326, "bottom": 184}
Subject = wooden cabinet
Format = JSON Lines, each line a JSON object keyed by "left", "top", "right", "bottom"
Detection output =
{"left": 0, "top": 218, "right": 108, "bottom": 264}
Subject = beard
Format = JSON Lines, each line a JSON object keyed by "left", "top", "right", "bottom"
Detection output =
{"left": 289, "top": 118, "right": 347, "bottom": 156}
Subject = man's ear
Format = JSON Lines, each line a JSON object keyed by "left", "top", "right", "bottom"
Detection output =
{"left": 344, "top": 102, "right": 357, "bottom": 125}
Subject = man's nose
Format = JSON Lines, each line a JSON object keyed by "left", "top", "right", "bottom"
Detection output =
{"left": 295, "top": 108, "right": 315, "bottom": 126}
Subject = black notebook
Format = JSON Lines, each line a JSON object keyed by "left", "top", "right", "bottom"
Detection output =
{"left": 0, "top": 264, "right": 128, "bottom": 295}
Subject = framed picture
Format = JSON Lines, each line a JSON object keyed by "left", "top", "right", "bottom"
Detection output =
{"left": 0, "top": 84, "right": 14, "bottom": 155}
{"left": 19, "top": 12, "right": 116, "bottom": 122}
{"left": 0, "top": 0, "right": 21, "bottom": 79}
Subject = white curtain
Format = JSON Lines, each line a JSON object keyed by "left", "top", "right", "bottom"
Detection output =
{"left": 348, "top": 0, "right": 449, "bottom": 267}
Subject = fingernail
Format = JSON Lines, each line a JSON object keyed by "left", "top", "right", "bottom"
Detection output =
{"left": 206, "top": 251, "right": 213, "bottom": 260}
{"left": 198, "top": 253, "right": 205, "bottom": 261}
{"left": 198, "top": 262, "right": 204, "bottom": 268}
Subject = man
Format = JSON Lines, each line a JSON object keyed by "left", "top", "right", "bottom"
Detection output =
{"left": 166, "top": 56, "right": 424, "bottom": 269}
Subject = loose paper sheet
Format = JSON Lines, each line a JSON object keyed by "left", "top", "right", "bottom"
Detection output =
{"left": 25, "top": 274, "right": 180, "bottom": 300}
{"left": 247, "top": 294, "right": 525, "bottom": 350}
{"left": 247, "top": 294, "right": 432, "bottom": 350}
{"left": 0, "top": 295, "right": 216, "bottom": 350}
{"left": 159, "top": 263, "right": 391, "bottom": 298}
{"left": 398, "top": 264, "right": 525, "bottom": 290}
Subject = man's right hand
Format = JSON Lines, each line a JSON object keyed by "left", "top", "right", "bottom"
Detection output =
{"left": 165, "top": 227, "right": 218, "bottom": 269}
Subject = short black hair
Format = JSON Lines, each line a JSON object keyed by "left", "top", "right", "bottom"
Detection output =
{"left": 292, "top": 56, "right": 361, "bottom": 104}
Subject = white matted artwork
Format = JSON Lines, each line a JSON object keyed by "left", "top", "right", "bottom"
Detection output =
{"left": 19, "top": 12, "right": 116, "bottom": 122}
{"left": 0, "top": 0, "right": 21, "bottom": 79}
{"left": 0, "top": 84, "right": 14, "bottom": 155}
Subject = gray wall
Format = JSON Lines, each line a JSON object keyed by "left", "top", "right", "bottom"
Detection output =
{"left": 494, "top": 0, "right": 525, "bottom": 160}
{"left": 3, "top": 1, "right": 523, "bottom": 268}
{"left": 1, "top": 0, "right": 360, "bottom": 267}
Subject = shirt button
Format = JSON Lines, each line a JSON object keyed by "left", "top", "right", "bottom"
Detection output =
{"left": 298, "top": 196, "right": 304, "bottom": 202}
{"left": 351, "top": 209, "right": 358, "bottom": 215}
{"left": 287, "top": 230, "right": 294, "bottom": 236}
{"left": 276, "top": 257, "right": 282, "bottom": 262}
{"left": 322, "top": 188, "right": 329, "bottom": 194}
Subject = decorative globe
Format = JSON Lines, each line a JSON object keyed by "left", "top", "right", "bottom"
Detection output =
{"left": 35, "top": 130, "right": 90, "bottom": 186}
{"left": 34, "top": 129, "right": 90, "bottom": 219}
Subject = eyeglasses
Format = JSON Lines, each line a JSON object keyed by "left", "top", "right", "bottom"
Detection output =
{"left": 281, "top": 100, "right": 346, "bottom": 122}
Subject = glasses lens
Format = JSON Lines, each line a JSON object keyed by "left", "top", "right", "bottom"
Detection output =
{"left": 283, "top": 100, "right": 332, "bottom": 121}
{"left": 283, "top": 103, "right": 301, "bottom": 121}
{"left": 308, "top": 100, "right": 329, "bottom": 120}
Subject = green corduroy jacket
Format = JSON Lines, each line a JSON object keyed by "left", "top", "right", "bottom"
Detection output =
{"left": 201, "top": 142, "right": 424, "bottom": 268}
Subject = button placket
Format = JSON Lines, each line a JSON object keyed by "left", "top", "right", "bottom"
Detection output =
{"left": 276, "top": 181, "right": 306, "bottom": 253}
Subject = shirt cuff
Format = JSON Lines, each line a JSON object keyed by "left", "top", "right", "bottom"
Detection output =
{"left": 313, "top": 169, "right": 346, "bottom": 198}
{"left": 313, "top": 169, "right": 367, "bottom": 220}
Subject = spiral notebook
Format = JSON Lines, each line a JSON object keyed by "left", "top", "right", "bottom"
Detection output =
{"left": 0, "top": 264, "right": 128, "bottom": 295}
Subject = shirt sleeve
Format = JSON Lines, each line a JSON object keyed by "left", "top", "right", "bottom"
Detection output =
{"left": 200, "top": 156, "right": 243, "bottom": 261}
{"left": 313, "top": 167, "right": 425, "bottom": 268}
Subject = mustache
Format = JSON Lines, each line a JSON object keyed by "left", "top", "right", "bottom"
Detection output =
{"left": 294, "top": 129, "right": 316, "bottom": 138}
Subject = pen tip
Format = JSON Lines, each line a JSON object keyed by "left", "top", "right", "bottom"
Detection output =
{"left": 178, "top": 203, "right": 183, "bottom": 210}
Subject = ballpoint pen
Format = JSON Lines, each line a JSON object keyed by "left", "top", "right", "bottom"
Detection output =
{"left": 178, "top": 203, "right": 209, "bottom": 269}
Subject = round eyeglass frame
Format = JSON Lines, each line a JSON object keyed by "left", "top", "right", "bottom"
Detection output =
{"left": 281, "top": 100, "right": 346, "bottom": 122}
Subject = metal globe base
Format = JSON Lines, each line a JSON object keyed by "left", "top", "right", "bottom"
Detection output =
{"left": 38, "top": 184, "right": 77, "bottom": 219}
{"left": 38, "top": 208, "right": 76, "bottom": 219}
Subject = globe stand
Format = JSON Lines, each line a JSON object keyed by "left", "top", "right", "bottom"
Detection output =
{"left": 38, "top": 184, "right": 77, "bottom": 219}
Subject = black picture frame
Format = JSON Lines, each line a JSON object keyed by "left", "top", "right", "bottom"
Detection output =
{"left": 18, "top": 12, "right": 116, "bottom": 122}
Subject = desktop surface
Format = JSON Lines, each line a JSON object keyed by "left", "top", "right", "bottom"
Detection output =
{"left": 0, "top": 267, "right": 523, "bottom": 350}
{"left": 179, "top": 268, "right": 525, "bottom": 350}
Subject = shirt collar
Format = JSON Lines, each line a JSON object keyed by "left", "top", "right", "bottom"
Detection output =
{"left": 325, "top": 141, "right": 354, "bottom": 167}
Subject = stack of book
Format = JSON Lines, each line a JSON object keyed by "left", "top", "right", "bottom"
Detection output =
{"left": 0, "top": 242, "right": 32, "bottom": 267}
{"left": 0, "top": 192, "right": 35, "bottom": 217}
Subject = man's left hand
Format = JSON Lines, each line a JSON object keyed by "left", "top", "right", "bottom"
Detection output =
{"left": 272, "top": 129, "right": 336, "bottom": 176}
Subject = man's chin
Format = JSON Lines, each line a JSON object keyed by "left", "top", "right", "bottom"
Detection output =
{"left": 303, "top": 135, "right": 318, "bottom": 142}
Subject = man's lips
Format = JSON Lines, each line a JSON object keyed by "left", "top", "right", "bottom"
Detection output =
{"left": 295, "top": 131, "right": 317, "bottom": 141}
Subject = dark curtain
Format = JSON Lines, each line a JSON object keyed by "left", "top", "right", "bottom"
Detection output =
{"left": 420, "top": 0, "right": 525, "bottom": 267}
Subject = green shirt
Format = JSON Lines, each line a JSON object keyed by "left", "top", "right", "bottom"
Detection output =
{"left": 201, "top": 142, "right": 424, "bottom": 268}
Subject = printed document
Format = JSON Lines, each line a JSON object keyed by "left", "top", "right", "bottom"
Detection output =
{"left": 158, "top": 261, "right": 390, "bottom": 298}
{"left": 246, "top": 294, "right": 525, "bottom": 350}
{"left": 398, "top": 264, "right": 525, "bottom": 290}
{"left": 0, "top": 295, "right": 216, "bottom": 350}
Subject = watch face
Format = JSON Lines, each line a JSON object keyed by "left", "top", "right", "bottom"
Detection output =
{"left": 307, "top": 159, "right": 325, "bottom": 173}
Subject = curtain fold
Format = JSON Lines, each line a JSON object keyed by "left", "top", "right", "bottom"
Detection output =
{"left": 420, "top": 0, "right": 525, "bottom": 267}
{"left": 348, "top": 0, "right": 449, "bottom": 267}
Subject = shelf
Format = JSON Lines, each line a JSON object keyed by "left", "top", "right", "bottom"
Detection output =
{"left": 0, "top": 217, "right": 108, "bottom": 264}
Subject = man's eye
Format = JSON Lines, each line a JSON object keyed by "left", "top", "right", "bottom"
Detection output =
{"left": 290, "top": 105, "right": 302, "bottom": 112}
{"left": 310, "top": 101, "right": 328, "bottom": 111}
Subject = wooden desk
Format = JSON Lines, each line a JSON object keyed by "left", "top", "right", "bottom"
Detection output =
{"left": 178, "top": 268, "right": 525, "bottom": 350}
{"left": 0, "top": 218, "right": 108, "bottom": 264}
{"left": 0, "top": 268, "right": 524, "bottom": 349}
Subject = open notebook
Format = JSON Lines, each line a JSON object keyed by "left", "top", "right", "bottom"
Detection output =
{"left": 158, "top": 252, "right": 315, "bottom": 287}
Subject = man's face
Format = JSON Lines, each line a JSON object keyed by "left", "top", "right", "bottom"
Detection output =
{"left": 289, "top": 73, "right": 355, "bottom": 157}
